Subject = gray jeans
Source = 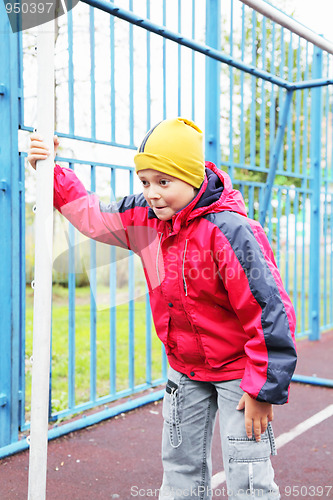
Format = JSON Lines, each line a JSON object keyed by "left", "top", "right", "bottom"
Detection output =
{"left": 159, "top": 367, "right": 280, "bottom": 500}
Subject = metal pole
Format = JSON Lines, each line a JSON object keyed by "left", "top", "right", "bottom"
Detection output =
{"left": 239, "top": 0, "right": 333, "bottom": 55}
{"left": 205, "top": 0, "right": 221, "bottom": 169}
{"left": 0, "top": 1, "right": 21, "bottom": 449}
{"left": 27, "top": 19, "right": 55, "bottom": 500}
{"left": 308, "top": 46, "right": 323, "bottom": 342}
{"left": 292, "top": 374, "right": 333, "bottom": 388}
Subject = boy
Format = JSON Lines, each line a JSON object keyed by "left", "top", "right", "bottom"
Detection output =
{"left": 28, "top": 117, "right": 297, "bottom": 499}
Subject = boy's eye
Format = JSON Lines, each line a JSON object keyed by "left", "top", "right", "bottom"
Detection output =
{"left": 160, "top": 179, "right": 170, "bottom": 186}
{"left": 141, "top": 180, "right": 149, "bottom": 187}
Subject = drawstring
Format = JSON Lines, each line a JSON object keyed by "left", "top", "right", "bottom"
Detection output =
{"left": 169, "top": 387, "right": 182, "bottom": 448}
{"left": 156, "top": 232, "right": 163, "bottom": 286}
{"left": 182, "top": 239, "right": 188, "bottom": 296}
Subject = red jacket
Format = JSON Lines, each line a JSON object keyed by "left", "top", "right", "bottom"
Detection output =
{"left": 54, "top": 161, "right": 297, "bottom": 404}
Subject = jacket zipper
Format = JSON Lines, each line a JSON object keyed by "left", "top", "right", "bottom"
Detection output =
{"left": 156, "top": 232, "right": 163, "bottom": 286}
{"left": 182, "top": 239, "right": 188, "bottom": 296}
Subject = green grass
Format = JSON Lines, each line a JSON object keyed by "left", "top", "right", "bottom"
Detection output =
{"left": 25, "top": 285, "right": 163, "bottom": 419}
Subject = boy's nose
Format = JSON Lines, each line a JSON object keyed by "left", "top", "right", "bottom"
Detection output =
{"left": 147, "top": 187, "right": 161, "bottom": 199}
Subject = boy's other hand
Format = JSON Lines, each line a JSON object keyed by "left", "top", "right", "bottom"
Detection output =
{"left": 27, "top": 133, "right": 59, "bottom": 170}
{"left": 237, "top": 393, "right": 273, "bottom": 442}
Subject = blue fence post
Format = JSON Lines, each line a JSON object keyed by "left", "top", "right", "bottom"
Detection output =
{"left": 309, "top": 46, "right": 323, "bottom": 341}
{"left": 0, "top": 3, "right": 22, "bottom": 447}
{"left": 259, "top": 90, "right": 294, "bottom": 227}
{"left": 205, "top": 0, "right": 221, "bottom": 168}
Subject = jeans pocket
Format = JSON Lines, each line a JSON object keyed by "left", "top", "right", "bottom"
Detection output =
{"left": 227, "top": 437, "right": 280, "bottom": 499}
{"left": 228, "top": 435, "right": 271, "bottom": 463}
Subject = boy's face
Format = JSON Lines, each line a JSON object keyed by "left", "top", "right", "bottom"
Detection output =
{"left": 137, "top": 169, "right": 198, "bottom": 221}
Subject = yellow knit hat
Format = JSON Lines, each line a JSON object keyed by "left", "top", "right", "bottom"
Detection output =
{"left": 134, "top": 117, "right": 205, "bottom": 188}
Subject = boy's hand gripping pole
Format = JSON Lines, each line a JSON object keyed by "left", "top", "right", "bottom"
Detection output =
{"left": 27, "top": 19, "right": 55, "bottom": 500}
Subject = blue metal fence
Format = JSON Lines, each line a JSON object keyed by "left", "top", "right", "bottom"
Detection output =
{"left": 0, "top": 0, "right": 333, "bottom": 457}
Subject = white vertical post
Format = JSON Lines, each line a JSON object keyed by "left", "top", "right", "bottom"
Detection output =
{"left": 27, "top": 19, "right": 55, "bottom": 500}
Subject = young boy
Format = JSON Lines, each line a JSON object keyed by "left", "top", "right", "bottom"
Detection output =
{"left": 28, "top": 117, "right": 297, "bottom": 499}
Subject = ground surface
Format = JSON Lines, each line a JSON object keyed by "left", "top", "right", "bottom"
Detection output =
{"left": 1, "top": 331, "right": 333, "bottom": 499}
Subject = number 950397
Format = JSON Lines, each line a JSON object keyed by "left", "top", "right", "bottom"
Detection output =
{"left": 5, "top": 3, "right": 54, "bottom": 14}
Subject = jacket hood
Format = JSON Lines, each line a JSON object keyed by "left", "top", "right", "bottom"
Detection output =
{"left": 187, "top": 161, "right": 247, "bottom": 221}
